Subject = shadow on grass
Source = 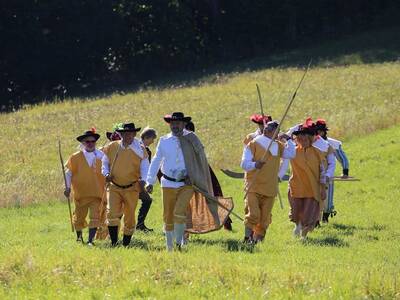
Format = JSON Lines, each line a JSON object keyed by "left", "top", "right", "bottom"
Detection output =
{"left": 190, "top": 238, "right": 257, "bottom": 253}
{"left": 303, "top": 236, "right": 349, "bottom": 247}
{"left": 331, "top": 222, "right": 387, "bottom": 236}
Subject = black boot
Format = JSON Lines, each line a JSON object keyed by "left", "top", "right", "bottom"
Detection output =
{"left": 88, "top": 228, "right": 97, "bottom": 245}
{"left": 322, "top": 212, "right": 330, "bottom": 223}
{"left": 108, "top": 226, "right": 119, "bottom": 247}
{"left": 122, "top": 234, "right": 132, "bottom": 247}
{"left": 136, "top": 192, "right": 153, "bottom": 232}
{"left": 76, "top": 230, "right": 83, "bottom": 243}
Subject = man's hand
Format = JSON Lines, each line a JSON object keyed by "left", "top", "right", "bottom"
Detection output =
{"left": 320, "top": 185, "right": 327, "bottom": 201}
{"left": 105, "top": 174, "right": 113, "bottom": 183}
{"left": 255, "top": 160, "right": 265, "bottom": 169}
{"left": 145, "top": 184, "right": 153, "bottom": 194}
{"left": 64, "top": 188, "right": 71, "bottom": 198}
{"left": 139, "top": 180, "right": 146, "bottom": 192}
{"left": 278, "top": 133, "right": 290, "bottom": 142}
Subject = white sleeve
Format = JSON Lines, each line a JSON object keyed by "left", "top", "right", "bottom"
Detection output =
{"left": 278, "top": 158, "right": 290, "bottom": 180}
{"left": 65, "top": 169, "right": 72, "bottom": 189}
{"left": 281, "top": 139, "right": 296, "bottom": 159}
{"left": 146, "top": 140, "right": 163, "bottom": 185}
{"left": 101, "top": 154, "right": 110, "bottom": 176}
{"left": 240, "top": 146, "right": 256, "bottom": 171}
{"left": 326, "top": 152, "right": 336, "bottom": 179}
{"left": 140, "top": 158, "right": 150, "bottom": 180}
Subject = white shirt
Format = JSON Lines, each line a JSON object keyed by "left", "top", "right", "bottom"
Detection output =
{"left": 240, "top": 135, "right": 296, "bottom": 171}
{"left": 327, "top": 137, "right": 342, "bottom": 150}
{"left": 146, "top": 130, "right": 190, "bottom": 188}
{"left": 65, "top": 148, "right": 104, "bottom": 188}
{"left": 101, "top": 138, "right": 149, "bottom": 180}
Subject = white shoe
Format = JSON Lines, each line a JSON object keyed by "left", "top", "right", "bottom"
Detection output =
{"left": 293, "top": 224, "right": 302, "bottom": 237}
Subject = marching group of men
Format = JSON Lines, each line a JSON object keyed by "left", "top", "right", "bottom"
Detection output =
{"left": 64, "top": 111, "right": 349, "bottom": 250}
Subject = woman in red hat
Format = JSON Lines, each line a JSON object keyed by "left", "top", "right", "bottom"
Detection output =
{"left": 289, "top": 119, "right": 327, "bottom": 239}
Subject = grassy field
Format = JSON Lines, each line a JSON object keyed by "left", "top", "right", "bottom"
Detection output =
{"left": 0, "top": 125, "right": 399, "bottom": 299}
{"left": 0, "top": 60, "right": 399, "bottom": 207}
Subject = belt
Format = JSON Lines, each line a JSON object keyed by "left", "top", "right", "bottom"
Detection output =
{"left": 162, "top": 174, "right": 185, "bottom": 183}
{"left": 111, "top": 181, "right": 137, "bottom": 189}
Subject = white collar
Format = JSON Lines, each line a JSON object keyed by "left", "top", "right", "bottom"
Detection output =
{"left": 312, "top": 136, "right": 329, "bottom": 152}
{"left": 253, "top": 135, "right": 278, "bottom": 156}
{"left": 166, "top": 129, "right": 191, "bottom": 139}
{"left": 120, "top": 138, "right": 144, "bottom": 158}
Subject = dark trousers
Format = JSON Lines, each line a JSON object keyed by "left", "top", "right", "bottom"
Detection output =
{"left": 137, "top": 191, "right": 153, "bottom": 227}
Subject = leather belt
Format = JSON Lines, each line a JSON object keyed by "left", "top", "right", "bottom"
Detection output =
{"left": 111, "top": 181, "right": 137, "bottom": 189}
{"left": 162, "top": 174, "right": 185, "bottom": 183}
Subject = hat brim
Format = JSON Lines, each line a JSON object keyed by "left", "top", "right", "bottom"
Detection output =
{"left": 164, "top": 116, "right": 192, "bottom": 123}
{"left": 106, "top": 132, "right": 113, "bottom": 140}
{"left": 76, "top": 133, "right": 100, "bottom": 142}
{"left": 293, "top": 129, "right": 315, "bottom": 136}
{"left": 116, "top": 128, "right": 141, "bottom": 133}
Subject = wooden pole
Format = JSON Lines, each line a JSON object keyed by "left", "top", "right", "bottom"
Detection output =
{"left": 58, "top": 140, "right": 74, "bottom": 232}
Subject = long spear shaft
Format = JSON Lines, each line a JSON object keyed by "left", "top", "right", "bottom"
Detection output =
{"left": 244, "top": 60, "right": 312, "bottom": 200}
{"left": 255, "top": 83, "right": 284, "bottom": 209}
{"left": 58, "top": 140, "right": 74, "bottom": 232}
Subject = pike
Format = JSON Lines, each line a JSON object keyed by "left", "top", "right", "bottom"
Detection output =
{"left": 58, "top": 140, "right": 74, "bottom": 232}
{"left": 244, "top": 60, "right": 312, "bottom": 200}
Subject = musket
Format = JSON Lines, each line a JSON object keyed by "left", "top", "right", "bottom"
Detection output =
{"left": 244, "top": 60, "right": 312, "bottom": 200}
{"left": 255, "top": 83, "right": 284, "bottom": 209}
{"left": 58, "top": 140, "right": 74, "bottom": 232}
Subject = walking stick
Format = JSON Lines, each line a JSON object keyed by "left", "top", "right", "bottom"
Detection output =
{"left": 192, "top": 185, "right": 244, "bottom": 222}
{"left": 244, "top": 60, "right": 312, "bottom": 200}
{"left": 255, "top": 83, "right": 284, "bottom": 209}
{"left": 58, "top": 140, "right": 74, "bottom": 232}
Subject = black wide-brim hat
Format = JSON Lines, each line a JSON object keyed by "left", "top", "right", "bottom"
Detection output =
{"left": 116, "top": 123, "right": 141, "bottom": 132}
{"left": 76, "top": 130, "right": 100, "bottom": 142}
{"left": 292, "top": 125, "right": 316, "bottom": 136}
{"left": 164, "top": 112, "right": 191, "bottom": 123}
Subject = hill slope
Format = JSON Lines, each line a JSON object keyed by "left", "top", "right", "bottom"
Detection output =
{"left": 0, "top": 125, "right": 399, "bottom": 298}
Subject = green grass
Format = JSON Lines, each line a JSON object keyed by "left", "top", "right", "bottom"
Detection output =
{"left": 0, "top": 125, "right": 399, "bottom": 299}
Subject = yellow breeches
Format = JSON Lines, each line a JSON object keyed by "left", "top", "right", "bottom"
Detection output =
{"left": 106, "top": 187, "right": 139, "bottom": 235}
{"left": 162, "top": 186, "right": 194, "bottom": 231}
{"left": 73, "top": 197, "right": 102, "bottom": 231}
{"left": 244, "top": 192, "right": 275, "bottom": 237}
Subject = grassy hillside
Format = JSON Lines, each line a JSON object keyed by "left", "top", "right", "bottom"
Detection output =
{"left": 1, "top": 60, "right": 399, "bottom": 207}
{"left": 0, "top": 125, "right": 399, "bottom": 299}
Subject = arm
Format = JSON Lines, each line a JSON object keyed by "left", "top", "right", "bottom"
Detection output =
{"left": 281, "top": 139, "right": 296, "bottom": 159}
{"left": 335, "top": 146, "right": 350, "bottom": 176}
{"left": 65, "top": 169, "right": 72, "bottom": 189}
{"left": 140, "top": 158, "right": 150, "bottom": 180}
{"left": 101, "top": 154, "right": 110, "bottom": 177}
{"left": 326, "top": 152, "right": 336, "bottom": 179}
{"left": 146, "top": 140, "right": 164, "bottom": 185}
{"left": 240, "top": 146, "right": 256, "bottom": 171}
{"left": 278, "top": 158, "right": 290, "bottom": 180}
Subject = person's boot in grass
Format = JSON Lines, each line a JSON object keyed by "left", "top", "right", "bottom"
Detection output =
{"left": 122, "top": 234, "right": 132, "bottom": 247}
{"left": 87, "top": 227, "right": 97, "bottom": 246}
{"left": 76, "top": 230, "right": 84, "bottom": 243}
{"left": 165, "top": 231, "right": 174, "bottom": 252}
{"left": 174, "top": 223, "right": 185, "bottom": 251}
{"left": 293, "top": 223, "right": 302, "bottom": 237}
{"left": 223, "top": 217, "right": 233, "bottom": 231}
{"left": 108, "top": 226, "right": 119, "bottom": 247}
{"left": 243, "top": 226, "right": 254, "bottom": 244}
{"left": 322, "top": 212, "right": 330, "bottom": 223}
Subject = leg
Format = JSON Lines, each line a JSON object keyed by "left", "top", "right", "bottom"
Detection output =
{"left": 122, "top": 190, "right": 139, "bottom": 246}
{"left": 73, "top": 199, "right": 89, "bottom": 242}
{"left": 162, "top": 188, "right": 178, "bottom": 251}
{"left": 174, "top": 186, "right": 194, "bottom": 247}
{"left": 289, "top": 197, "right": 304, "bottom": 236}
{"left": 87, "top": 197, "right": 101, "bottom": 244}
{"left": 301, "top": 198, "right": 320, "bottom": 236}
{"left": 136, "top": 191, "right": 153, "bottom": 232}
{"left": 254, "top": 196, "right": 275, "bottom": 241}
{"left": 244, "top": 192, "right": 261, "bottom": 241}
{"left": 106, "top": 189, "right": 124, "bottom": 246}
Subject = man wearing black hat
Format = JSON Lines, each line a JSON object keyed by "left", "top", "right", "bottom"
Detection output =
{"left": 101, "top": 122, "right": 149, "bottom": 246}
{"left": 64, "top": 128, "right": 105, "bottom": 245}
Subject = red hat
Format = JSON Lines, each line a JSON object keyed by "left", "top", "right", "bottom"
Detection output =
{"left": 293, "top": 117, "right": 316, "bottom": 136}
{"left": 250, "top": 114, "right": 272, "bottom": 125}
